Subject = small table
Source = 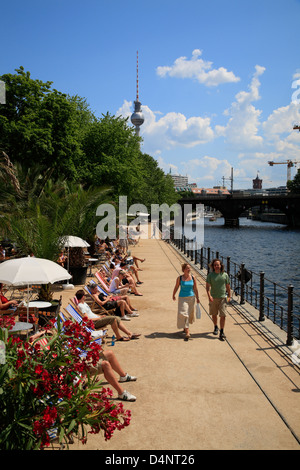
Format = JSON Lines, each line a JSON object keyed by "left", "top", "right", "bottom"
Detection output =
{"left": 28, "top": 301, "right": 52, "bottom": 309}
{"left": 88, "top": 258, "right": 98, "bottom": 276}
{"left": 9, "top": 321, "right": 33, "bottom": 334}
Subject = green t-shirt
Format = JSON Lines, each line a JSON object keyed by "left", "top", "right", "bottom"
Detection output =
{"left": 206, "top": 272, "right": 230, "bottom": 298}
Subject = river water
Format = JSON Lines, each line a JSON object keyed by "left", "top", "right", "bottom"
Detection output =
{"left": 183, "top": 217, "right": 300, "bottom": 336}
{"left": 185, "top": 217, "right": 300, "bottom": 292}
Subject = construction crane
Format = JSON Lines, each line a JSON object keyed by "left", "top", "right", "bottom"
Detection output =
{"left": 268, "top": 160, "right": 300, "bottom": 183}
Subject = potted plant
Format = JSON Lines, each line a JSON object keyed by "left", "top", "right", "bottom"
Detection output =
{"left": 68, "top": 247, "right": 88, "bottom": 285}
{"left": 38, "top": 284, "right": 61, "bottom": 314}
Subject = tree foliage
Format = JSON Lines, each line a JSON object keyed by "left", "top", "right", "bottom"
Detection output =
{"left": 0, "top": 67, "right": 177, "bottom": 208}
{"left": 287, "top": 169, "right": 300, "bottom": 193}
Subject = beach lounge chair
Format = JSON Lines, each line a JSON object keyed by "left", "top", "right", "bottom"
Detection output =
{"left": 95, "top": 271, "right": 110, "bottom": 293}
{"left": 64, "top": 303, "right": 108, "bottom": 343}
{"left": 83, "top": 285, "right": 116, "bottom": 315}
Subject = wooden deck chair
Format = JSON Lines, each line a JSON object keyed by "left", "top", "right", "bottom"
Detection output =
{"left": 95, "top": 271, "right": 110, "bottom": 293}
{"left": 83, "top": 285, "right": 116, "bottom": 315}
{"left": 64, "top": 303, "right": 108, "bottom": 342}
{"left": 95, "top": 270, "right": 110, "bottom": 286}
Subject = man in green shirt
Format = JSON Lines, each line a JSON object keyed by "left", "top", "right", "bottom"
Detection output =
{"left": 206, "top": 258, "right": 231, "bottom": 341}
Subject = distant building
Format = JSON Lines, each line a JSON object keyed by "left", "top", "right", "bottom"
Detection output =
{"left": 191, "top": 186, "right": 230, "bottom": 195}
{"left": 253, "top": 174, "right": 262, "bottom": 190}
{"left": 170, "top": 174, "right": 188, "bottom": 187}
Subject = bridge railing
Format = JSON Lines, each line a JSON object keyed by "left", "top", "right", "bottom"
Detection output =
{"left": 170, "top": 232, "right": 300, "bottom": 345}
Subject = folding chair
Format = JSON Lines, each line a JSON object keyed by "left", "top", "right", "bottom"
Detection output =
{"left": 95, "top": 271, "right": 110, "bottom": 293}
{"left": 64, "top": 303, "right": 107, "bottom": 344}
{"left": 83, "top": 285, "right": 116, "bottom": 315}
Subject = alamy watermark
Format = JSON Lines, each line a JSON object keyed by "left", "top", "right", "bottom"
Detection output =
{"left": 95, "top": 196, "right": 204, "bottom": 249}
{"left": 0, "top": 340, "right": 5, "bottom": 365}
{"left": 0, "top": 80, "right": 5, "bottom": 105}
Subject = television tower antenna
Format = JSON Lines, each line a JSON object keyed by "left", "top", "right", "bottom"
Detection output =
{"left": 131, "top": 51, "right": 144, "bottom": 137}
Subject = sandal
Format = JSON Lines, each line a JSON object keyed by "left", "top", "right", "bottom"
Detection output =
{"left": 130, "top": 334, "right": 141, "bottom": 339}
{"left": 116, "top": 336, "right": 130, "bottom": 342}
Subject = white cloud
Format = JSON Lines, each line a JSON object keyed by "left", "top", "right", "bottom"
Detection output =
{"left": 116, "top": 66, "right": 300, "bottom": 189}
{"left": 181, "top": 156, "right": 233, "bottom": 185}
{"left": 156, "top": 49, "right": 240, "bottom": 87}
{"left": 219, "top": 65, "right": 266, "bottom": 149}
{"left": 116, "top": 100, "right": 215, "bottom": 152}
{"left": 262, "top": 102, "right": 300, "bottom": 137}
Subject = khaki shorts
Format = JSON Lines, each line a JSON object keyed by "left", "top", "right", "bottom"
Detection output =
{"left": 209, "top": 298, "right": 227, "bottom": 317}
{"left": 89, "top": 351, "right": 106, "bottom": 375}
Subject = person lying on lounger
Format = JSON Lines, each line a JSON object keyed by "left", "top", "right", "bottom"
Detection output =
{"left": 89, "top": 284, "right": 139, "bottom": 320}
{"left": 75, "top": 290, "right": 141, "bottom": 341}
{"left": 30, "top": 330, "right": 137, "bottom": 401}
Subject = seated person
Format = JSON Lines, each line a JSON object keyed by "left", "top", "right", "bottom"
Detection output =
{"left": 29, "top": 330, "right": 137, "bottom": 402}
{"left": 132, "top": 256, "right": 146, "bottom": 270}
{"left": 89, "top": 284, "right": 139, "bottom": 319}
{"left": 109, "top": 272, "right": 130, "bottom": 296}
{"left": 0, "top": 283, "right": 19, "bottom": 310}
{"left": 118, "top": 270, "right": 143, "bottom": 296}
{"left": 75, "top": 290, "right": 140, "bottom": 341}
{"left": 89, "top": 349, "right": 137, "bottom": 401}
{"left": 119, "top": 261, "right": 143, "bottom": 284}
{"left": 57, "top": 250, "right": 67, "bottom": 268}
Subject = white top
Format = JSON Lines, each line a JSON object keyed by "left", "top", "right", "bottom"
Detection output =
{"left": 109, "top": 277, "right": 119, "bottom": 292}
{"left": 78, "top": 302, "right": 99, "bottom": 320}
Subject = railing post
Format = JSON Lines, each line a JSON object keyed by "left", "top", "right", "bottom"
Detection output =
{"left": 240, "top": 263, "right": 245, "bottom": 305}
{"left": 227, "top": 257, "right": 231, "bottom": 277}
{"left": 207, "top": 247, "right": 211, "bottom": 273}
{"left": 287, "top": 284, "right": 294, "bottom": 346}
{"left": 200, "top": 247, "right": 203, "bottom": 270}
{"left": 259, "top": 271, "right": 265, "bottom": 321}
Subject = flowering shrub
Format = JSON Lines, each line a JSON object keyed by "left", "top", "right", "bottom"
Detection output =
{"left": 0, "top": 315, "right": 131, "bottom": 449}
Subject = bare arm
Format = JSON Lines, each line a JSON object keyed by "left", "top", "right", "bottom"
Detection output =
{"left": 206, "top": 282, "right": 213, "bottom": 302}
{"left": 172, "top": 277, "right": 181, "bottom": 301}
{"left": 193, "top": 277, "right": 200, "bottom": 303}
{"left": 226, "top": 283, "right": 231, "bottom": 302}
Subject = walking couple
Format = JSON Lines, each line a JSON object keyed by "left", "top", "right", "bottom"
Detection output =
{"left": 173, "top": 260, "right": 230, "bottom": 341}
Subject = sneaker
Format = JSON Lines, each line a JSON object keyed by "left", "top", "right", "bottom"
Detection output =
{"left": 119, "top": 373, "right": 137, "bottom": 383}
{"left": 213, "top": 325, "right": 219, "bottom": 335}
{"left": 118, "top": 390, "right": 136, "bottom": 401}
{"left": 121, "top": 315, "right": 131, "bottom": 321}
{"left": 127, "top": 312, "right": 139, "bottom": 317}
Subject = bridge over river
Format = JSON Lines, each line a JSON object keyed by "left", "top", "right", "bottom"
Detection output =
{"left": 179, "top": 192, "right": 300, "bottom": 227}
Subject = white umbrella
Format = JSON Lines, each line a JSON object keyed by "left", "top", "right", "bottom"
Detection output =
{"left": 0, "top": 256, "right": 71, "bottom": 322}
{"left": 0, "top": 256, "right": 71, "bottom": 285}
{"left": 61, "top": 235, "right": 90, "bottom": 248}
{"left": 60, "top": 235, "right": 90, "bottom": 289}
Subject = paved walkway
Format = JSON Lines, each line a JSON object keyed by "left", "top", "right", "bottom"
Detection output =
{"left": 63, "top": 237, "right": 300, "bottom": 450}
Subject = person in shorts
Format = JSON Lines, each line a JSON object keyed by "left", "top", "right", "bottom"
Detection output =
{"left": 206, "top": 259, "right": 231, "bottom": 341}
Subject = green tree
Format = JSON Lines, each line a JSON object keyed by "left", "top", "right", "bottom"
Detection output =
{"left": 0, "top": 67, "right": 86, "bottom": 180}
{"left": 287, "top": 169, "right": 300, "bottom": 193}
{"left": 0, "top": 162, "right": 112, "bottom": 260}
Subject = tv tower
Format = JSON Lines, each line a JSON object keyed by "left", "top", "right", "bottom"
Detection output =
{"left": 131, "top": 51, "right": 144, "bottom": 136}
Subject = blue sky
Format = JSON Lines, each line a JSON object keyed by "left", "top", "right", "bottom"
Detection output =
{"left": 2, "top": 0, "right": 300, "bottom": 189}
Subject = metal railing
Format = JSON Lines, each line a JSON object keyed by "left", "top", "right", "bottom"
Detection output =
{"left": 170, "top": 233, "right": 300, "bottom": 345}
